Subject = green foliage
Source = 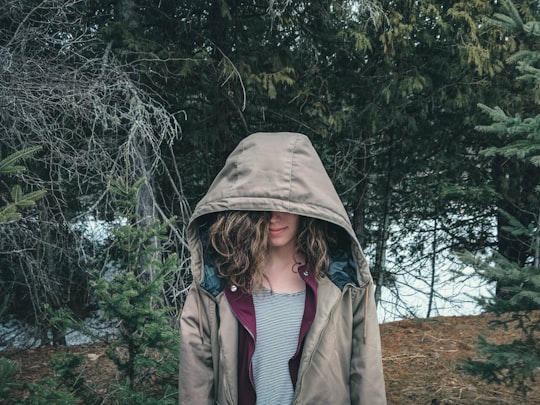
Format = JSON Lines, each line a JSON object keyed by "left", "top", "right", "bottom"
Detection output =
{"left": 477, "top": 104, "right": 540, "bottom": 168}
{"left": 0, "top": 175, "right": 180, "bottom": 403}
{"left": 463, "top": 317, "right": 540, "bottom": 398}
{"left": 460, "top": 252, "right": 540, "bottom": 314}
{"left": 483, "top": 0, "right": 524, "bottom": 32}
{"left": 0, "top": 357, "right": 19, "bottom": 401}
{"left": 461, "top": 1, "right": 540, "bottom": 398}
{"left": 0, "top": 147, "right": 46, "bottom": 222}
{"left": 459, "top": 211, "right": 540, "bottom": 397}
{"left": 111, "top": 383, "right": 178, "bottom": 405}
{"left": 32, "top": 352, "right": 99, "bottom": 404}
{"left": 91, "top": 176, "right": 179, "bottom": 399}
{"left": 50, "top": 353, "right": 88, "bottom": 396}
{"left": 0, "top": 356, "right": 83, "bottom": 405}
{"left": 0, "top": 147, "right": 41, "bottom": 174}
{"left": 19, "top": 385, "right": 79, "bottom": 405}
{"left": 46, "top": 307, "right": 83, "bottom": 339}
{"left": 94, "top": 259, "right": 180, "bottom": 386}
{"left": 247, "top": 67, "right": 295, "bottom": 100}
{"left": 1, "top": 341, "right": 86, "bottom": 404}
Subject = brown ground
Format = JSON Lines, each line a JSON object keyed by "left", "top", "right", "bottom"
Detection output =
{"left": 3, "top": 311, "right": 539, "bottom": 404}
{"left": 381, "top": 311, "right": 540, "bottom": 404}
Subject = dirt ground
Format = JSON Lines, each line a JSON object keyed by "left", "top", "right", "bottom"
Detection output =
{"left": 3, "top": 311, "right": 539, "bottom": 404}
{"left": 381, "top": 311, "right": 540, "bottom": 404}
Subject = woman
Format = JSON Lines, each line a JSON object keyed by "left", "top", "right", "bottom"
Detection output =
{"left": 179, "top": 132, "right": 387, "bottom": 404}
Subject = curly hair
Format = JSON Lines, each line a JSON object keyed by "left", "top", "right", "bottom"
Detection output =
{"left": 207, "top": 211, "right": 334, "bottom": 292}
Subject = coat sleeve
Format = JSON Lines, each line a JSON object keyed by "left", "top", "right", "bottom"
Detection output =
{"left": 179, "top": 284, "right": 216, "bottom": 405}
{"left": 350, "top": 282, "right": 387, "bottom": 404}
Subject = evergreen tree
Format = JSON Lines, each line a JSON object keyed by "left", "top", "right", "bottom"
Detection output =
{"left": 332, "top": 0, "right": 514, "bottom": 314}
{"left": 0, "top": 147, "right": 48, "bottom": 404}
{"left": 91, "top": 176, "right": 179, "bottom": 402}
{"left": 462, "top": 0, "right": 540, "bottom": 398}
{"left": 0, "top": 145, "right": 55, "bottom": 339}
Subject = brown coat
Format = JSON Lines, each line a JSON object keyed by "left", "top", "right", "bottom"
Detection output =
{"left": 179, "top": 132, "right": 387, "bottom": 404}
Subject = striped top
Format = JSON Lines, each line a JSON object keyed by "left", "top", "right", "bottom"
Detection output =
{"left": 252, "top": 289, "right": 306, "bottom": 405}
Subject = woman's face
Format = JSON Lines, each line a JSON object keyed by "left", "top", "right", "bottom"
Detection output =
{"left": 268, "top": 211, "right": 300, "bottom": 249}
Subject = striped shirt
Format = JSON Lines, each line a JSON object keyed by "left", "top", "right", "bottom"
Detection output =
{"left": 252, "top": 289, "right": 306, "bottom": 405}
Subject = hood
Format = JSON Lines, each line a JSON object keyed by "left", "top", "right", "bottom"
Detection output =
{"left": 187, "top": 132, "right": 372, "bottom": 293}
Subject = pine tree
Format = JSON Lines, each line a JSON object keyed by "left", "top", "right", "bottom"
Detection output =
{"left": 91, "top": 176, "right": 179, "bottom": 403}
{"left": 0, "top": 147, "right": 46, "bottom": 222}
{"left": 0, "top": 145, "right": 46, "bottom": 340}
{"left": 462, "top": 0, "right": 540, "bottom": 398}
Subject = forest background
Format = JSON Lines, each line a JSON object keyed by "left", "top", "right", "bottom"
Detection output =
{"left": 0, "top": 0, "right": 539, "bottom": 403}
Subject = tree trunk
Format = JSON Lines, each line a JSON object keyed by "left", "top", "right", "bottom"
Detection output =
{"left": 426, "top": 219, "right": 437, "bottom": 318}
{"left": 373, "top": 134, "right": 395, "bottom": 307}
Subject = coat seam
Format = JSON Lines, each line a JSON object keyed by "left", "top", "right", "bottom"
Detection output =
{"left": 286, "top": 136, "right": 300, "bottom": 210}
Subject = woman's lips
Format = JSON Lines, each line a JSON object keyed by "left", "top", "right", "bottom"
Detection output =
{"left": 269, "top": 227, "right": 286, "bottom": 234}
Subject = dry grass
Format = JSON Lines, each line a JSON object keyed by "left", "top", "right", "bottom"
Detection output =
{"left": 381, "top": 311, "right": 540, "bottom": 404}
{"left": 3, "top": 311, "right": 540, "bottom": 404}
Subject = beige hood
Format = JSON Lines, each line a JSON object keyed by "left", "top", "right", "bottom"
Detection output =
{"left": 188, "top": 132, "right": 372, "bottom": 289}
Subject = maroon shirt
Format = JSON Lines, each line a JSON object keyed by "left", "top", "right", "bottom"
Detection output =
{"left": 224, "top": 264, "right": 318, "bottom": 405}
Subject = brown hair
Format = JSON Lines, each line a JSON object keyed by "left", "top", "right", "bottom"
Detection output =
{"left": 207, "top": 211, "right": 332, "bottom": 291}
